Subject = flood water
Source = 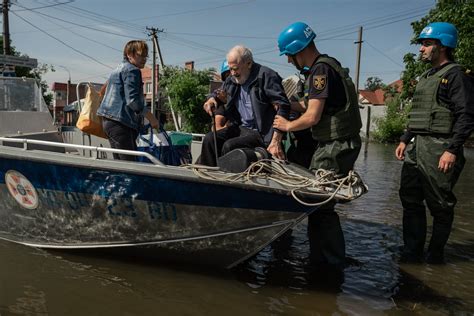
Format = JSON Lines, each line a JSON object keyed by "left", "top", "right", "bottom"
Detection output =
{"left": 1, "top": 143, "right": 473, "bottom": 315}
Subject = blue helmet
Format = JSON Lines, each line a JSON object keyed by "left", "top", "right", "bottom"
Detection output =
{"left": 220, "top": 60, "right": 230, "bottom": 77}
{"left": 278, "top": 22, "right": 316, "bottom": 56}
{"left": 417, "top": 22, "right": 458, "bottom": 48}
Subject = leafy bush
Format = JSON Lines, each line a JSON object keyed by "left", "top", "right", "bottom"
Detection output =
{"left": 160, "top": 66, "right": 215, "bottom": 133}
{"left": 373, "top": 95, "right": 411, "bottom": 143}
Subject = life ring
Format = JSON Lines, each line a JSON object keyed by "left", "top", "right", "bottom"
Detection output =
{"left": 5, "top": 170, "right": 39, "bottom": 210}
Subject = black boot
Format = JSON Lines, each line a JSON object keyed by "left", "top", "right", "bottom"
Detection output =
{"left": 400, "top": 209, "right": 427, "bottom": 263}
{"left": 308, "top": 207, "right": 346, "bottom": 268}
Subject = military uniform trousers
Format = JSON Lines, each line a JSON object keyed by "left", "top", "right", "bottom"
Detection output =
{"left": 399, "top": 135, "right": 465, "bottom": 260}
{"left": 308, "top": 134, "right": 362, "bottom": 267}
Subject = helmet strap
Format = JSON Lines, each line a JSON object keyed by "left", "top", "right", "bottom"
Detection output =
{"left": 419, "top": 43, "right": 438, "bottom": 64}
{"left": 427, "top": 45, "right": 439, "bottom": 63}
{"left": 300, "top": 66, "right": 310, "bottom": 75}
{"left": 289, "top": 55, "right": 310, "bottom": 74}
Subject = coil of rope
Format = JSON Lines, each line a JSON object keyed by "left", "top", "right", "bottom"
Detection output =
{"left": 185, "top": 159, "right": 367, "bottom": 206}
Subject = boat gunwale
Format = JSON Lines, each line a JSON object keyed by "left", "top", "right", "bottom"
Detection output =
{"left": 0, "top": 144, "right": 327, "bottom": 204}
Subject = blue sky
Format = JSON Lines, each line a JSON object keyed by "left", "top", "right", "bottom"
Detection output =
{"left": 5, "top": 0, "right": 435, "bottom": 89}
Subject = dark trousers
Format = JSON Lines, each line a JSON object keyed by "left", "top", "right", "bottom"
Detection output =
{"left": 308, "top": 203, "right": 346, "bottom": 267}
{"left": 102, "top": 118, "right": 138, "bottom": 161}
{"left": 399, "top": 135, "right": 465, "bottom": 261}
{"left": 198, "top": 125, "right": 265, "bottom": 166}
{"left": 307, "top": 135, "right": 362, "bottom": 267}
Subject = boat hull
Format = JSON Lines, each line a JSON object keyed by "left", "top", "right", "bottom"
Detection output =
{"left": 0, "top": 150, "right": 315, "bottom": 268}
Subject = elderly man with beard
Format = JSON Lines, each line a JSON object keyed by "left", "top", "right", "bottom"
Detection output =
{"left": 395, "top": 22, "right": 474, "bottom": 264}
{"left": 198, "top": 45, "right": 290, "bottom": 166}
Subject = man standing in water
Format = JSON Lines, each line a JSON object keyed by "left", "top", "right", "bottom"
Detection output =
{"left": 274, "top": 22, "right": 362, "bottom": 268}
{"left": 395, "top": 22, "right": 474, "bottom": 264}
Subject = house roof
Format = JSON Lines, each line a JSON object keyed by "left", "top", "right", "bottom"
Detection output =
{"left": 359, "top": 89, "right": 385, "bottom": 105}
{"left": 388, "top": 79, "right": 403, "bottom": 93}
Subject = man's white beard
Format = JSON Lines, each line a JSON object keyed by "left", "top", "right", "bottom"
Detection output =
{"left": 234, "top": 73, "right": 249, "bottom": 85}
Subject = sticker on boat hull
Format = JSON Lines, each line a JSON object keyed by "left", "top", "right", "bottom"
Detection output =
{"left": 5, "top": 170, "right": 39, "bottom": 210}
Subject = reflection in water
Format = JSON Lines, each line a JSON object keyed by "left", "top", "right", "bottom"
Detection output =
{"left": 0, "top": 143, "right": 473, "bottom": 315}
{"left": 8, "top": 286, "right": 48, "bottom": 316}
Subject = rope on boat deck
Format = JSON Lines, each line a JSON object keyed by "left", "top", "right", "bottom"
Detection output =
{"left": 184, "top": 160, "right": 366, "bottom": 206}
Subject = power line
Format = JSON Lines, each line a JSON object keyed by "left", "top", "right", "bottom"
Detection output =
{"left": 50, "top": 1, "right": 145, "bottom": 34}
{"left": 11, "top": 10, "right": 114, "bottom": 70}
{"left": 28, "top": 5, "right": 123, "bottom": 53}
{"left": 166, "top": 31, "right": 275, "bottom": 40}
{"left": 12, "top": 2, "right": 141, "bottom": 39}
{"left": 162, "top": 5, "right": 431, "bottom": 44}
{"left": 173, "top": 7, "right": 429, "bottom": 73}
{"left": 317, "top": 11, "right": 426, "bottom": 41}
{"left": 316, "top": 4, "right": 432, "bottom": 37}
{"left": 164, "top": 33, "right": 227, "bottom": 54}
{"left": 132, "top": 0, "right": 256, "bottom": 20}
{"left": 12, "top": 0, "right": 75, "bottom": 12}
{"left": 365, "top": 41, "right": 403, "bottom": 67}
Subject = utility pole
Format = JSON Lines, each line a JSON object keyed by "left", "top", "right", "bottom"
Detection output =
{"left": 354, "top": 26, "right": 370, "bottom": 153}
{"left": 354, "top": 26, "right": 363, "bottom": 93}
{"left": 146, "top": 27, "right": 159, "bottom": 116}
{"left": 2, "top": 0, "right": 11, "bottom": 55}
{"left": 147, "top": 26, "right": 180, "bottom": 131}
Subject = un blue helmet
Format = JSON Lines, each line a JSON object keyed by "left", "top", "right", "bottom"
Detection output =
{"left": 278, "top": 22, "right": 316, "bottom": 56}
{"left": 418, "top": 22, "right": 458, "bottom": 48}
{"left": 220, "top": 60, "right": 230, "bottom": 77}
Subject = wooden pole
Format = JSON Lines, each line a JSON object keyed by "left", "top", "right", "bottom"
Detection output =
{"left": 2, "top": 0, "right": 11, "bottom": 55}
{"left": 354, "top": 26, "right": 363, "bottom": 93}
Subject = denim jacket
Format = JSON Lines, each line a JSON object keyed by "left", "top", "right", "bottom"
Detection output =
{"left": 97, "top": 59, "right": 146, "bottom": 131}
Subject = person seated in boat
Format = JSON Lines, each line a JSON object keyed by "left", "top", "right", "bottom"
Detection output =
{"left": 97, "top": 40, "right": 160, "bottom": 161}
{"left": 198, "top": 45, "right": 290, "bottom": 166}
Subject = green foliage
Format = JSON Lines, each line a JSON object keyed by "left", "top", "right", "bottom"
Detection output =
{"left": 1, "top": 36, "right": 54, "bottom": 105}
{"left": 160, "top": 66, "right": 214, "bottom": 133}
{"left": 401, "top": 0, "right": 474, "bottom": 99}
{"left": 364, "top": 76, "right": 385, "bottom": 91}
{"left": 373, "top": 95, "right": 411, "bottom": 143}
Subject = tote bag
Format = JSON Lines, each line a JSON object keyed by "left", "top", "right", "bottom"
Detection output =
{"left": 76, "top": 84, "right": 107, "bottom": 139}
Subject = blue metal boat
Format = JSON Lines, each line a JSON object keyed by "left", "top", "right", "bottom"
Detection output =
{"left": 0, "top": 77, "right": 365, "bottom": 268}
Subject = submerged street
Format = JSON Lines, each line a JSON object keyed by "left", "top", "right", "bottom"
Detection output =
{"left": 1, "top": 142, "right": 473, "bottom": 315}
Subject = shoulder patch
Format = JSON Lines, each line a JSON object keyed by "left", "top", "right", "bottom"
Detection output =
{"left": 313, "top": 75, "right": 327, "bottom": 91}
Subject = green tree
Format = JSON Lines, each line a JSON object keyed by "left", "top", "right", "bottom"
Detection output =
{"left": 373, "top": 95, "right": 411, "bottom": 143}
{"left": 400, "top": 0, "right": 474, "bottom": 99}
{"left": 1, "top": 36, "right": 54, "bottom": 105}
{"left": 160, "top": 66, "right": 215, "bottom": 133}
{"left": 364, "top": 76, "right": 385, "bottom": 91}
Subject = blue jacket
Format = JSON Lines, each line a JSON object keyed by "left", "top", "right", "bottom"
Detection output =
{"left": 214, "top": 63, "right": 290, "bottom": 145}
{"left": 97, "top": 59, "right": 146, "bottom": 131}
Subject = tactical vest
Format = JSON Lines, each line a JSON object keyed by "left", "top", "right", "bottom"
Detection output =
{"left": 407, "top": 63, "right": 458, "bottom": 134}
{"left": 306, "top": 56, "right": 362, "bottom": 142}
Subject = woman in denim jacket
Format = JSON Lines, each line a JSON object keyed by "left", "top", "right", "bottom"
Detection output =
{"left": 98, "top": 40, "right": 159, "bottom": 161}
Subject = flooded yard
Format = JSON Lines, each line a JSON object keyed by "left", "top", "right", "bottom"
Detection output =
{"left": 1, "top": 142, "right": 473, "bottom": 315}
